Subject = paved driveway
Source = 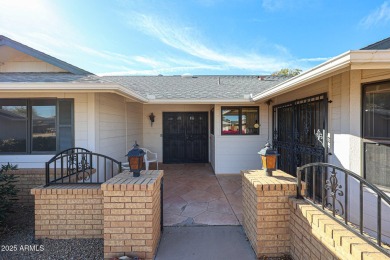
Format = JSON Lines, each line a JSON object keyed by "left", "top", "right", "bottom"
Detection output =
{"left": 160, "top": 164, "right": 243, "bottom": 226}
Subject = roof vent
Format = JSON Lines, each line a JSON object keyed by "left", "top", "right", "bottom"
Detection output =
{"left": 181, "top": 73, "right": 193, "bottom": 78}
{"left": 146, "top": 94, "right": 156, "bottom": 100}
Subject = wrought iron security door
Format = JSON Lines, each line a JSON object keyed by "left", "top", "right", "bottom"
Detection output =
{"left": 272, "top": 93, "right": 328, "bottom": 177}
{"left": 163, "top": 112, "right": 208, "bottom": 163}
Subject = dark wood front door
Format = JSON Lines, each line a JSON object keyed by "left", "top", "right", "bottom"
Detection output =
{"left": 163, "top": 112, "right": 208, "bottom": 163}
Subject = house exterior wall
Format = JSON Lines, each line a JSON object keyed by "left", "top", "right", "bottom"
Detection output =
{"left": 0, "top": 92, "right": 91, "bottom": 168}
{"left": 95, "top": 93, "right": 127, "bottom": 162}
{"left": 141, "top": 104, "right": 210, "bottom": 162}
{"left": 126, "top": 102, "right": 144, "bottom": 155}
{"left": 268, "top": 68, "right": 390, "bottom": 244}
{"left": 213, "top": 104, "right": 265, "bottom": 174}
{"left": 0, "top": 46, "right": 67, "bottom": 73}
{"left": 270, "top": 69, "right": 390, "bottom": 176}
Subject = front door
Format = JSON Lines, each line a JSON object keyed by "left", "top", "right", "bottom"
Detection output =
{"left": 163, "top": 112, "right": 208, "bottom": 163}
{"left": 272, "top": 93, "right": 328, "bottom": 198}
{"left": 272, "top": 93, "right": 328, "bottom": 175}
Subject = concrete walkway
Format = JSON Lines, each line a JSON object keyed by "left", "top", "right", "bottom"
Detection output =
{"left": 155, "top": 226, "right": 256, "bottom": 260}
{"left": 160, "top": 163, "right": 243, "bottom": 226}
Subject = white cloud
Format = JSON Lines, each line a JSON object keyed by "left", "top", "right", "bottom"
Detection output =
{"left": 126, "top": 13, "right": 292, "bottom": 73}
{"left": 133, "top": 56, "right": 168, "bottom": 68}
{"left": 262, "top": 0, "right": 285, "bottom": 11}
{"left": 98, "top": 64, "right": 224, "bottom": 76}
{"left": 360, "top": 1, "right": 390, "bottom": 28}
{"left": 0, "top": 0, "right": 326, "bottom": 75}
{"left": 262, "top": 0, "right": 317, "bottom": 12}
{"left": 297, "top": 57, "right": 330, "bottom": 62}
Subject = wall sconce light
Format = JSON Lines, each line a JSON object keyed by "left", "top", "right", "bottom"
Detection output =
{"left": 254, "top": 120, "right": 260, "bottom": 129}
{"left": 149, "top": 113, "right": 155, "bottom": 127}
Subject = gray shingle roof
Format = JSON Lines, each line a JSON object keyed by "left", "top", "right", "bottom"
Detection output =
{"left": 0, "top": 73, "right": 290, "bottom": 101}
{"left": 102, "top": 75, "right": 289, "bottom": 100}
{"left": 361, "top": 37, "right": 390, "bottom": 50}
{"left": 0, "top": 72, "right": 105, "bottom": 83}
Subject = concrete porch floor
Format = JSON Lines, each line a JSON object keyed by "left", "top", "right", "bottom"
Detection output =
{"left": 158, "top": 163, "right": 243, "bottom": 226}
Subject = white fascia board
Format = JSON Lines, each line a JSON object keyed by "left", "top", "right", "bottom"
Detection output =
{"left": 146, "top": 98, "right": 252, "bottom": 104}
{"left": 252, "top": 51, "right": 352, "bottom": 102}
{"left": 252, "top": 50, "right": 390, "bottom": 102}
{"left": 350, "top": 50, "right": 390, "bottom": 69}
{"left": 0, "top": 82, "right": 149, "bottom": 103}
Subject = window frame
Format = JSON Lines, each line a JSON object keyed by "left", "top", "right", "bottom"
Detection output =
{"left": 362, "top": 80, "right": 390, "bottom": 190}
{"left": 221, "top": 106, "right": 259, "bottom": 136}
{"left": 0, "top": 98, "right": 74, "bottom": 155}
{"left": 362, "top": 81, "right": 390, "bottom": 141}
{"left": 210, "top": 108, "right": 214, "bottom": 135}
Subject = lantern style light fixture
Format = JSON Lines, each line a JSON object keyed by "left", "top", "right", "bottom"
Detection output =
{"left": 149, "top": 113, "right": 155, "bottom": 127}
{"left": 258, "top": 143, "right": 279, "bottom": 176}
{"left": 253, "top": 120, "right": 260, "bottom": 129}
{"left": 126, "top": 142, "right": 145, "bottom": 177}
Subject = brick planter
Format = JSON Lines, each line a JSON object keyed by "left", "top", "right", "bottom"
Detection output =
{"left": 31, "top": 184, "right": 103, "bottom": 239}
{"left": 101, "top": 170, "right": 163, "bottom": 260}
{"left": 241, "top": 169, "right": 302, "bottom": 258}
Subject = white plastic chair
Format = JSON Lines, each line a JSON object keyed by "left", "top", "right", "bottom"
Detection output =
{"left": 140, "top": 148, "right": 158, "bottom": 171}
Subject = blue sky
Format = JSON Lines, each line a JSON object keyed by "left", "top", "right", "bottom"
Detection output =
{"left": 0, "top": 0, "right": 389, "bottom": 76}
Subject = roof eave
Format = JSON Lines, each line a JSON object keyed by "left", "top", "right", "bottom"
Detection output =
{"left": 252, "top": 50, "right": 390, "bottom": 102}
{"left": 146, "top": 98, "right": 253, "bottom": 104}
{"left": 0, "top": 35, "right": 92, "bottom": 75}
{"left": 0, "top": 82, "right": 149, "bottom": 103}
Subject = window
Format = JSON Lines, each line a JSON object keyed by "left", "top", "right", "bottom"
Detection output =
{"left": 363, "top": 81, "right": 390, "bottom": 188}
{"left": 0, "top": 99, "right": 74, "bottom": 154}
{"left": 221, "top": 106, "right": 259, "bottom": 135}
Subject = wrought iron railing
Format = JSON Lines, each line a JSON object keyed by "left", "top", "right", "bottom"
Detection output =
{"left": 296, "top": 162, "right": 390, "bottom": 256}
{"left": 45, "top": 147, "right": 122, "bottom": 186}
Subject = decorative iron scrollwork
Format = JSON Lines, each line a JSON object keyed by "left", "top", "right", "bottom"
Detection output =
{"left": 325, "top": 168, "right": 344, "bottom": 216}
{"left": 315, "top": 129, "right": 323, "bottom": 143}
{"left": 67, "top": 152, "right": 91, "bottom": 181}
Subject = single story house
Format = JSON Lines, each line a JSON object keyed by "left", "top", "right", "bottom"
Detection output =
{"left": 1, "top": 35, "right": 389, "bottom": 183}
{"left": 1, "top": 36, "right": 389, "bottom": 238}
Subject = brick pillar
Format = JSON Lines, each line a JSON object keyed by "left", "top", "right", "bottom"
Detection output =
{"left": 101, "top": 170, "right": 163, "bottom": 260}
{"left": 242, "top": 170, "right": 302, "bottom": 258}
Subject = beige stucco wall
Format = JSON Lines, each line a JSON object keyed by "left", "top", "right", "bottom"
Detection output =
{"left": 0, "top": 92, "right": 91, "bottom": 168}
{"left": 0, "top": 46, "right": 67, "bottom": 73}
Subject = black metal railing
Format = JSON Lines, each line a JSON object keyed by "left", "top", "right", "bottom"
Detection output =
{"left": 297, "top": 162, "right": 390, "bottom": 256}
{"left": 45, "top": 147, "right": 122, "bottom": 186}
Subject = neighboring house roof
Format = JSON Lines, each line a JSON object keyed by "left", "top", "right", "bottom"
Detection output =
{"left": 0, "top": 109, "right": 26, "bottom": 120}
{"left": 361, "top": 37, "right": 390, "bottom": 50}
{"left": 0, "top": 72, "right": 104, "bottom": 83}
{"left": 102, "top": 75, "right": 289, "bottom": 102}
{"left": 0, "top": 35, "right": 92, "bottom": 75}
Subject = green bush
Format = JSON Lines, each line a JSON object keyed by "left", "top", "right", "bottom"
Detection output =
{"left": 0, "top": 163, "right": 19, "bottom": 225}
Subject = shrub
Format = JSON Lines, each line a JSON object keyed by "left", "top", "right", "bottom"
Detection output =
{"left": 0, "top": 163, "right": 19, "bottom": 225}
